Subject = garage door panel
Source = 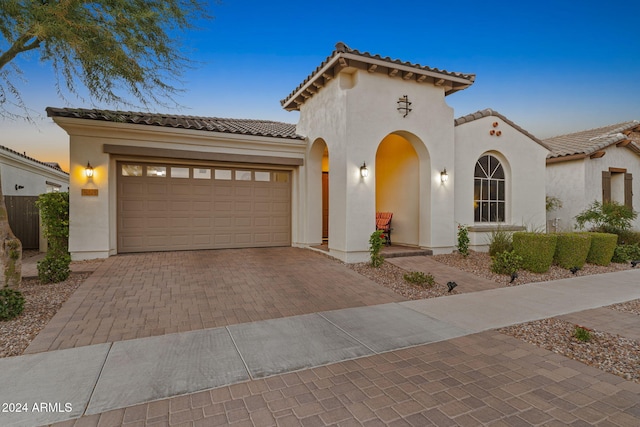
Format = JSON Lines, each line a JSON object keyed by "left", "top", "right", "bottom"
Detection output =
{"left": 214, "top": 217, "right": 233, "bottom": 227}
{"left": 273, "top": 202, "right": 290, "bottom": 213}
{"left": 193, "top": 235, "right": 212, "bottom": 245}
{"left": 193, "top": 201, "right": 212, "bottom": 211}
{"left": 121, "top": 200, "right": 145, "bottom": 212}
{"left": 254, "top": 202, "right": 270, "bottom": 213}
{"left": 235, "top": 187, "right": 252, "bottom": 197}
{"left": 254, "top": 233, "right": 271, "bottom": 243}
{"left": 147, "top": 183, "right": 168, "bottom": 194}
{"left": 118, "top": 163, "right": 290, "bottom": 253}
{"left": 236, "top": 201, "right": 251, "bottom": 212}
{"left": 254, "top": 187, "right": 271, "bottom": 198}
{"left": 215, "top": 202, "right": 233, "bottom": 212}
{"left": 235, "top": 217, "right": 252, "bottom": 227}
{"left": 235, "top": 234, "right": 251, "bottom": 244}
{"left": 192, "top": 217, "right": 211, "bottom": 227}
{"left": 121, "top": 182, "right": 145, "bottom": 194}
{"left": 254, "top": 217, "right": 270, "bottom": 227}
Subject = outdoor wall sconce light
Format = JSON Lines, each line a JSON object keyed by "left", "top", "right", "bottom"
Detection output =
{"left": 441, "top": 168, "right": 449, "bottom": 183}
{"left": 15, "top": 184, "right": 24, "bottom": 191}
{"left": 360, "top": 162, "right": 369, "bottom": 178}
{"left": 85, "top": 162, "right": 94, "bottom": 178}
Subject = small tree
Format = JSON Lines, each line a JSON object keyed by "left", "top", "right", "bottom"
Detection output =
{"left": 574, "top": 201, "right": 637, "bottom": 234}
{"left": 36, "top": 192, "right": 70, "bottom": 283}
{"left": 0, "top": 0, "right": 212, "bottom": 118}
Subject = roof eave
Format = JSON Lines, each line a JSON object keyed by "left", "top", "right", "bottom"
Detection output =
{"left": 281, "top": 51, "right": 476, "bottom": 112}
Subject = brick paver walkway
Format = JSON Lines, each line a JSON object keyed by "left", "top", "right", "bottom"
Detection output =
{"left": 51, "top": 330, "right": 640, "bottom": 427}
{"left": 26, "top": 248, "right": 404, "bottom": 354}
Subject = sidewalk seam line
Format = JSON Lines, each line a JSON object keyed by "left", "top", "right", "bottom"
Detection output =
{"left": 317, "top": 312, "right": 378, "bottom": 354}
{"left": 82, "top": 341, "right": 114, "bottom": 418}
{"left": 225, "top": 326, "right": 253, "bottom": 380}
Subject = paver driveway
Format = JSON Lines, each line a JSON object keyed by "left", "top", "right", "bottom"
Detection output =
{"left": 26, "top": 248, "right": 404, "bottom": 354}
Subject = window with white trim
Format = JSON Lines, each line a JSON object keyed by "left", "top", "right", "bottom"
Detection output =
{"left": 474, "top": 154, "right": 505, "bottom": 222}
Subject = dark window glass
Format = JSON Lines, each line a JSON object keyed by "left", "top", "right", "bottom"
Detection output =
{"left": 474, "top": 155, "right": 506, "bottom": 222}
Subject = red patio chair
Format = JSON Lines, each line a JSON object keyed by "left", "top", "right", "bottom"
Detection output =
{"left": 376, "top": 212, "right": 393, "bottom": 246}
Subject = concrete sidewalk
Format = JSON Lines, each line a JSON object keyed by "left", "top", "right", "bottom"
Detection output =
{"left": 1, "top": 269, "right": 638, "bottom": 427}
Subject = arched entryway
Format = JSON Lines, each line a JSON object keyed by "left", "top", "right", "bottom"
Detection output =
{"left": 309, "top": 138, "right": 329, "bottom": 245}
{"left": 375, "top": 132, "right": 430, "bottom": 247}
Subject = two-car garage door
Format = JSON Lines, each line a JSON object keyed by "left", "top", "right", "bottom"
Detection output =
{"left": 117, "top": 162, "right": 291, "bottom": 253}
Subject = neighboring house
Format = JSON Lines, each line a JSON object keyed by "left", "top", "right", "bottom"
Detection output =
{"left": 1, "top": 145, "right": 69, "bottom": 250}
{"left": 48, "top": 43, "right": 549, "bottom": 262}
{"left": 545, "top": 121, "right": 640, "bottom": 232}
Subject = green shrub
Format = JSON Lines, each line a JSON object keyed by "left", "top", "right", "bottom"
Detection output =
{"left": 585, "top": 232, "right": 618, "bottom": 266}
{"left": 457, "top": 224, "right": 469, "bottom": 257}
{"left": 513, "top": 232, "right": 558, "bottom": 273}
{"left": 0, "top": 288, "right": 25, "bottom": 320}
{"left": 488, "top": 228, "right": 513, "bottom": 256}
{"left": 37, "top": 254, "right": 71, "bottom": 284}
{"left": 615, "top": 229, "right": 640, "bottom": 246}
{"left": 491, "top": 251, "right": 523, "bottom": 275}
{"left": 612, "top": 244, "right": 640, "bottom": 263}
{"left": 575, "top": 200, "right": 637, "bottom": 234}
{"left": 36, "top": 192, "right": 71, "bottom": 283}
{"left": 403, "top": 271, "right": 435, "bottom": 288}
{"left": 553, "top": 233, "right": 591, "bottom": 269}
{"left": 369, "top": 230, "right": 385, "bottom": 268}
{"left": 573, "top": 325, "right": 592, "bottom": 342}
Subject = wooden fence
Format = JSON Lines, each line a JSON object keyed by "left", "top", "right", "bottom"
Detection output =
{"left": 5, "top": 196, "right": 39, "bottom": 249}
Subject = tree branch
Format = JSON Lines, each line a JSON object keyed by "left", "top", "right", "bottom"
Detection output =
{"left": 0, "top": 33, "right": 42, "bottom": 70}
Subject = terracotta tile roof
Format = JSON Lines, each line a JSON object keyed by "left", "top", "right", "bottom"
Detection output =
{"left": 281, "top": 42, "right": 476, "bottom": 111}
{"left": 544, "top": 121, "right": 640, "bottom": 159}
{"left": 46, "top": 107, "right": 304, "bottom": 140}
{"left": 454, "top": 108, "right": 550, "bottom": 150}
{"left": 0, "top": 144, "right": 69, "bottom": 174}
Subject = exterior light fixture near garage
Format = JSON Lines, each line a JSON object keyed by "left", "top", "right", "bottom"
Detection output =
{"left": 85, "top": 162, "right": 94, "bottom": 178}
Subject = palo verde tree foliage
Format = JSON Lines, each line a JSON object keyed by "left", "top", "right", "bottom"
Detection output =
{"left": 0, "top": 0, "right": 212, "bottom": 117}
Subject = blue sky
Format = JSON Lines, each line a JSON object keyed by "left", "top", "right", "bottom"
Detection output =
{"left": 1, "top": 0, "right": 639, "bottom": 171}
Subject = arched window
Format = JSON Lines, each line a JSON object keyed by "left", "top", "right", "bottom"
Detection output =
{"left": 474, "top": 154, "right": 505, "bottom": 222}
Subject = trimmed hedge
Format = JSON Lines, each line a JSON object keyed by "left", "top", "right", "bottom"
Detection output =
{"left": 553, "top": 233, "right": 591, "bottom": 269}
{"left": 513, "top": 232, "right": 558, "bottom": 273}
{"left": 585, "top": 232, "right": 618, "bottom": 266}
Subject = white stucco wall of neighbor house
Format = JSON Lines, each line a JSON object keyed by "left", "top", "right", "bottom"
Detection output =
{"left": 55, "top": 117, "right": 306, "bottom": 260}
{"left": 546, "top": 159, "right": 586, "bottom": 232}
{"left": 0, "top": 152, "right": 68, "bottom": 197}
{"left": 297, "top": 68, "right": 456, "bottom": 262}
{"left": 585, "top": 147, "right": 640, "bottom": 230}
{"left": 454, "top": 116, "right": 549, "bottom": 250}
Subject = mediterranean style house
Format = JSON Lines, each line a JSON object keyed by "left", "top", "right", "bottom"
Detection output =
{"left": 545, "top": 121, "right": 640, "bottom": 232}
{"left": 48, "top": 43, "right": 550, "bottom": 262}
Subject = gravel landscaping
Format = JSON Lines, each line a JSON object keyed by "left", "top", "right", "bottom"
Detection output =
{"left": 432, "top": 250, "right": 634, "bottom": 286}
{"left": 0, "top": 272, "right": 90, "bottom": 358}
